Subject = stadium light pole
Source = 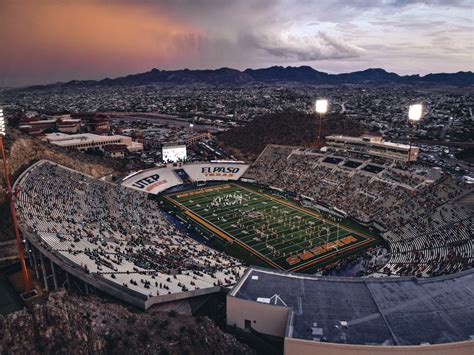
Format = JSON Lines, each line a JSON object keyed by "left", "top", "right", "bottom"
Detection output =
{"left": 315, "top": 99, "right": 328, "bottom": 149}
{"left": 407, "top": 104, "right": 422, "bottom": 163}
{"left": 0, "top": 108, "right": 31, "bottom": 292}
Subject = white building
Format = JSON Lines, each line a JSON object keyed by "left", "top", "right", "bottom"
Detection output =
{"left": 326, "top": 134, "right": 419, "bottom": 162}
{"left": 44, "top": 133, "right": 143, "bottom": 152}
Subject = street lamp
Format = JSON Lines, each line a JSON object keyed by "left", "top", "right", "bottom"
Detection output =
{"left": 0, "top": 108, "right": 31, "bottom": 292}
{"left": 407, "top": 104, "right": 422, "bottom": 162}
{"left": 315, "top": 99, "right": 328, "bottom": 149}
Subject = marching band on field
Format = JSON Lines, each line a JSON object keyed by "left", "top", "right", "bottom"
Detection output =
{"left": 206, "top": 191, "right": 341, "bottom": 260}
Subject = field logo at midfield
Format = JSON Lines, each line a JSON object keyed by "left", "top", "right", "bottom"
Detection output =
{"left": 202, "top": 166, "right": 240, "bottom": 178}
{"left": 132, "top": 174, "right": 168, "bottom": 192}
{"left": 286, "top": 235, "right": 358, "bottom": 265}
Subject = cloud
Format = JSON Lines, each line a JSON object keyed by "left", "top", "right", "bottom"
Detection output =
{"left": 319, "top": 0, "right": 471, "bottom": 11}
{"left": 249, "top": 32, "right": 366, "bottom": 61}
{"left": 0, "top": 0, "right": 202, "bottom": 86}
{"left": 0, "top": 0, "right": 472, "bottom": 86}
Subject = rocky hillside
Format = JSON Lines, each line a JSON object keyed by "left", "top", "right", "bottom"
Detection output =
{"left": 2, "top": 129, "right": 125, "bottom": 181}
{"left": 0, "top": 290, "right": 254, "bottom": 355}
{"left": 218, "top": 111, "right": 364, "bottom": 160}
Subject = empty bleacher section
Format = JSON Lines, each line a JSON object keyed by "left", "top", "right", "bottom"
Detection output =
{"left": 14, "top": 160, "right": 244, "bottom": 308}
{"left": 245, "top": 144, "right": 474, "bottom": 277}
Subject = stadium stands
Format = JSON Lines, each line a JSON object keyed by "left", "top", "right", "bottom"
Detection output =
{"left": 15, "top": 160, "right": 245, "bottom": 307}
{"left": 245, "top": 144, "right": 474, "bottom": 277}
{"left": 12, "top": 149, "right": 473, "bottom": 352}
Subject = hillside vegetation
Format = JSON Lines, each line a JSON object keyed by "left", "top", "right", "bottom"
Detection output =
{"left": 218, "top": 111, "right": 364, "bottom": 160}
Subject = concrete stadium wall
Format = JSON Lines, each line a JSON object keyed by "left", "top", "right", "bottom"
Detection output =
{"left": 226, "top": 296, "right": 289, "bottom": 337}
{"left": 144, "top": 285, "right": 224, "bottom": 309}
{"left": 22, "top": 229, "right": 147, "bottom": 308}
{"left": 22, "top": 226, "right": 229, "bottom": 310}
{"left": 284, "top": 338, "right": 474, "bottom": 355}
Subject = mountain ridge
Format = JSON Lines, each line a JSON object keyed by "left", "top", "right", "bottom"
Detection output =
{"left": 23, "top": 66, "right": 474, "bottom": 89}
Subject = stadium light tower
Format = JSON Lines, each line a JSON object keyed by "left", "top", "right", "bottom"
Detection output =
{"left": 407, "top": 104, "right": 422, "bottom": 162}
{"left": 0, "top": 108, "right": 31, "bottom": 292}
{"left": 315, "top": 99, "right": 328, "bottom": 149}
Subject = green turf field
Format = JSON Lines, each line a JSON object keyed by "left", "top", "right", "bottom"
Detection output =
{"left": 165, "top": 183, "right": 376, "bottom": 272}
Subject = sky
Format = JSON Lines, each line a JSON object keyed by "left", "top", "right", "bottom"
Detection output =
{"left": 0, "top": 0, "right": 472, "bottom": 87}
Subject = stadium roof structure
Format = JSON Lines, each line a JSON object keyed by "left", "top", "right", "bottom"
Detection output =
{"left": 44, "top": 132, "right": 127, "bottom": 146}
{"left": 327, "top": 134, "right": 412, "bottom": 149}
{"left": 229, "top": 267, "right": 474, "bottom": 346}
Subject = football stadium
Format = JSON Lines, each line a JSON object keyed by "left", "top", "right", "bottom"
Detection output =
{"left": 10, "top": 139, "right": 474, "bottom": 354}
{"left": 1, "top": 0, "right": 474, "bottom": 352}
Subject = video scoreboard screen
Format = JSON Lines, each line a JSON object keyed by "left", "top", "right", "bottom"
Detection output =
{"left": 162, "top": 145, "right": 187, "bottom": 163}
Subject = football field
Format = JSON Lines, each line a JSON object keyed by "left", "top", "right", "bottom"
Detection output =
{"left": 165, "top": 183, "right": 376, "bottom": 272}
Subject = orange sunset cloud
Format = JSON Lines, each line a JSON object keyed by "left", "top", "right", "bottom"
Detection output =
{"left": 0, "top": 0, "right": 201, "bottom": 85}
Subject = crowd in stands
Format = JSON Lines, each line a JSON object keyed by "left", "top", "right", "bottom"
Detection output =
{"left": 320, "top": 246, "right": 390, "bottom": 277}
{"left": 14, "top": 146, "right": 473, "bottom": 290}
{"left": 15, "top": 161, "right": 244, "bottom": 299}
{"left": 381, "top": 168, "right": 425, "bottom": 188}
{"left": 245, "top": 146, "right": 408, "bottom": 223}
{"left": 245, "top": 145, "right": 473, "bottom": 277}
